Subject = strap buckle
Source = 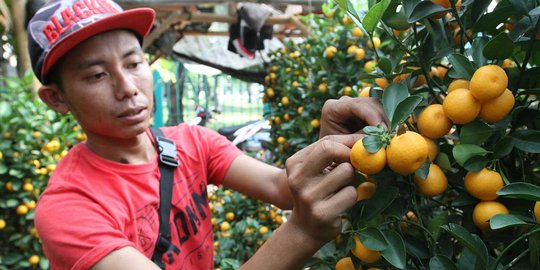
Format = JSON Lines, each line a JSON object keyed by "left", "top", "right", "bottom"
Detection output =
{"left": 155, "top": 136, "right": 179, "bottom": 167}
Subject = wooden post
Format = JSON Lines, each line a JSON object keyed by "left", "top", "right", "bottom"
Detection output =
{"left": 11, "top": 0, "right": 31, "bottom": 79}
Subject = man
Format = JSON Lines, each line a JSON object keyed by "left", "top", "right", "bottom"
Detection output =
{"left": 29, "top": 0, "right": 387, "bottom": 269}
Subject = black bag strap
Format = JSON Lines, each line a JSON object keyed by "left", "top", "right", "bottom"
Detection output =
{"left": 149, "top": 127, "right": 180, "bottom": 269}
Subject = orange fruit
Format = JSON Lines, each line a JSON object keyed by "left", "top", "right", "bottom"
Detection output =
{"left": 479, "top": 89, "right": 515, "bottom": 123}
{"left": 393, "top": 73, "right": 409, "bottom": 83}
{"left": 413, "top": 75, "right": 427, "bottom": 87}
{"left": 534, "top": 201, "right": 540, "bottom": 223}
{"left": 414, "top": 164, "right": 448, "bottom": 197}
{"left": 364, "top": 60, "right": 377, "bottom": 73}
{"left": 281, "top": 96, "right": 289, "bottom": 106}
{"left": 502, "top": 59, "right": 515, "bottom": 68}
{"left": 259, "top": 226, "right": 269, "bottom": 235}
{"left": 430, "top": 0, "right": 461, "bottom": 18}
{"left": 277, "top": 136, "right": 286, "bottom": 144}
{"left": 387, "top": 131, "right": 428, "bottom": 175}
{"left": 442, "top": 88, "right": 481, "bottom": 124}
{"left": 356, "top": 181, "right": 376, "bottom": 201}
{"left": 342, "top": 86, "right": 352, "bottom": 96}
{"left": 472, "top": 201, "right": 509, "bottom": 230}
{"left": 0, "top": 219, "right": 6, "bottom": 230}
{"left": 351, "top": 235, "right": 381, "bottom": 263}
{"left": 423, "top": 136, "right": 439, "bottom": 162}
{"left": 350, "top": 139, "right": 386, "bottom": 175}
{"left": 325, "top": 46, "right": 338, "bottom": 58}
{"left": 16, "top": 205, "right": 29, "bottom": 215}
{"left": 359, "top": 87, "right": 370, "bottom": 97}
{"left": 343, "top": 16, "right": 353, "bottom": 24}
{"left": 28, "top": 255, "right": 40, "bottom": 265}
{"left": 220, "top": 221, "right": 231, "bottom": 231}
{"left": 464, "top": 168, "right": 504, "bottom": 200}
{"left": 352, "top": 27, "right": 364, "bottom": 38}
{"left": 417, "top": 104, "right": 453, "bottom": 139}
{"left": 367, "top": 37, "right": 381, "bottom": 49}
{"left": 335, "top": 257, "right": 360, "bottom": 270}
{"left": 311, "top": 119, "right": 321, "bottom": 128}
{"left": 318, "top": 83, "right": 328, "bottom": 92}
{"left": 266, "top": 88, "right": 275, "bottom": 98}
{"left": 225, "top": 212, "right": 235, "bottom": 221}
{"left": 436, "top": 66, "right": 448, "bottom": 79}
{"left": 347, "top": 45, "right": 359, "bottom": 55}
{"left": 447, "top": 79, "right": 469, "bottom": 93}
{"left": 355, "top": 48, "right": 366, "bottom": 60}
{"left": 375, "top": 78, "right": 389, "bottom": 89}
{"left": 470, "top": 65, "right": 508, "bottom": 102}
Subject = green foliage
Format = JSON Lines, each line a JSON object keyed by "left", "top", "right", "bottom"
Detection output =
{"left": 264, "top": 0, "right": 540, "bottom": 269}
{"left": 0, "top": 71, "right": 83, "bottom": 269}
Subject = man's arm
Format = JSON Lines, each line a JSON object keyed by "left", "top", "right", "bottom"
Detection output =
{"left": 224, "top": 135, "right": 360, "bottom": 270}
{"left": 90, "top": 247, "right": 161, "bottom": 270}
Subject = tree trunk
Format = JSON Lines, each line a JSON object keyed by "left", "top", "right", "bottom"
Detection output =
{"left": 11, "top": 0, "right": 30, "bottom": 79}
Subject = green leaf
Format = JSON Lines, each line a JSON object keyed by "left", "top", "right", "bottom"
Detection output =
{"left": 436, "top": 152, "right": 452, "bottom": 172}
{"left": 460, "top": 120, "right": 493, "bottom": 145}
{"left": 362, "top": 0, "right": 391, "bottom": 33}
{"left": 0, "top": 101, "right": 12, "bottom": 117}
{"left": 363, "top": 135, "right": 383, "bottom": 153}
{"left": 493, "top": 137, "right": 514, "bottom": 158}
{"left": 357, "top": 186, "right": 399, "bottom": 221}
{"left": 382, "top": 83, "right": 408, "bottom": 125}
{"left": 530, "top": 229, "right": 540, "bottom": 270}
{"left": 378, "top": 57, "right": 393, "bottom": 75}
{"left": 403, "top": 0, "right": 421, "bottom": 20}
{"left": 381, "top": 230, "right": 407, "bottom": 269}
{"left": 430, "top": 255, "right": 458, "bottom": 270}
{"left": 359, "top": 227, "right": 388, "bottom": 251}
{"left": 471, "top": 0, "right": 494, "bottom": 23}
{"left": 530, "top": 6, "right": 540, "bottom": 16}
{"left": 452, "top": 144, "right": 488, "bottom": 167}
{"left": 415, "top": 159, "right": 430, "bottom": 179}
{"left": 407, "top": 1, "right": 447, "bottom": 23}
{"left": 471, "top": 37, "right": 490, "bottom": 68}
{"left": 497, "top": 182, "right": 540, "bottom": 201}
{"left": 511, "top": 129, "right": 540, "bottom": 153}
{"left": 0, "top": 163, "right": 7, "bottom": 174}
{"left": 383, "top": 9, "right": 410, "bottom": 31}
{"left": 6, "top": 199, "right": 18, "bottom": 207}
{"left": 391, "top": 95, "right": 423, "bottom": 130}
{"left": 483, "top": 32, "right": 515, "bottom": 60}
{"left": 463, "top": 155, "right": 489, "bottom": 172}
{"left": 442, "top": 223, "right": 488, "bottom": 269}
{"left": 489, "top": 214, "right": 528, "bottom": 230}
{"left": 475, "top": 1, "right": 514, "bottom": 34}
{"left": 428, "top": 213, "right": 448, "bottom": 239}
{"left": 363, "top": 125, "right": 385, "bottom": 134}
{"left": 403, "top": 234, "right": 430, "bottom": 259}
{"left": 447, "top": 54, "right": 476, "bottom": 80}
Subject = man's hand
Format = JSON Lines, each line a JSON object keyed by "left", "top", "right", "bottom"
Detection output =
{"left": 319, "top": 96, "right": 388, "bottom": 138}
{"left": 284, "top": 134, "right": 360, "bottom": 247}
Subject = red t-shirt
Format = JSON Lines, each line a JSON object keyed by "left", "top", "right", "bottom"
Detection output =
{"left": 35, "top": 124, "right": 242, "bottom": 270}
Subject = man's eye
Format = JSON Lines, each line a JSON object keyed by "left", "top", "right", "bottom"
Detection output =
{"left": 88, "top": 72, "right": 106, "bottom": 81}
{"left": 128, "top": 62, "right": 141, "bottom": 69}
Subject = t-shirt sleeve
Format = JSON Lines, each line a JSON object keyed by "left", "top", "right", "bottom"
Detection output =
{"left": 196, "top": 126, "right": 243, "bottom": 186}
{"left": 35, "top": 184, "right": 135, "bottom": 270}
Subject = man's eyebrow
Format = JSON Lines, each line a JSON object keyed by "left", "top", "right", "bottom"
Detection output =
{"left": 76, "top": 47, "right": 143, "bottom": 70}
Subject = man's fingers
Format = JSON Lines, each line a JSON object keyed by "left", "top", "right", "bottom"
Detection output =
{"left": 320, "top": 185, "right": 357, "bottom": 218}
{"left": 312, "top": 162, "right": 355, "bottom": 200}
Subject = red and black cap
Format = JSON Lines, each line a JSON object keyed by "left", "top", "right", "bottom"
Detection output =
{"left": 28, "top": 0, "right": 155, "bottom": 84}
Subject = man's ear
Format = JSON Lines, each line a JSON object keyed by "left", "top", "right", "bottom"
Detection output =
{"left": 38, "top": 85, "right": 70, "bottom": 114}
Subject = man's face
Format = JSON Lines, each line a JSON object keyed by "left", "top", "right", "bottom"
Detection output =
{"left": 55, "top": 30, "right": 154, "bottom": 141}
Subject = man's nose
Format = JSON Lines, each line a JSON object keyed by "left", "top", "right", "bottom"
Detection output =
{"left": 113, "top": 71, "right": 138, "bottom": 100}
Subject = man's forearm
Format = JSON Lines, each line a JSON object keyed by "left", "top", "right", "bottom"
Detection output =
{"left": 240, "top": 221, "right": 324, "bottom": 270}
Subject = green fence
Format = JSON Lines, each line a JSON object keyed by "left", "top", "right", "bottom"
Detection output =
{"left": 152, "top": 64, "right": 263, "bottom": 131}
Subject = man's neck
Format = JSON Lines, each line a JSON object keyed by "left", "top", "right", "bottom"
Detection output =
{"left": 84, "top": 131, "right": 156, "bottom": 164}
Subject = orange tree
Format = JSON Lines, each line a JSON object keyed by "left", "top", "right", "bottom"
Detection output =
{"left": 265, "top": 0, "right": 539, "bottom": 269}
{"left": 0, "top": 72, "right": 83, "bottom": 269}
{"left": 210, "top": 186, "right": 286, "bottom": 270}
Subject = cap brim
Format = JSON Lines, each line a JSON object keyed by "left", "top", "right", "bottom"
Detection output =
{"left": 42, "top": 8, "right": 155, "bottom": 81}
